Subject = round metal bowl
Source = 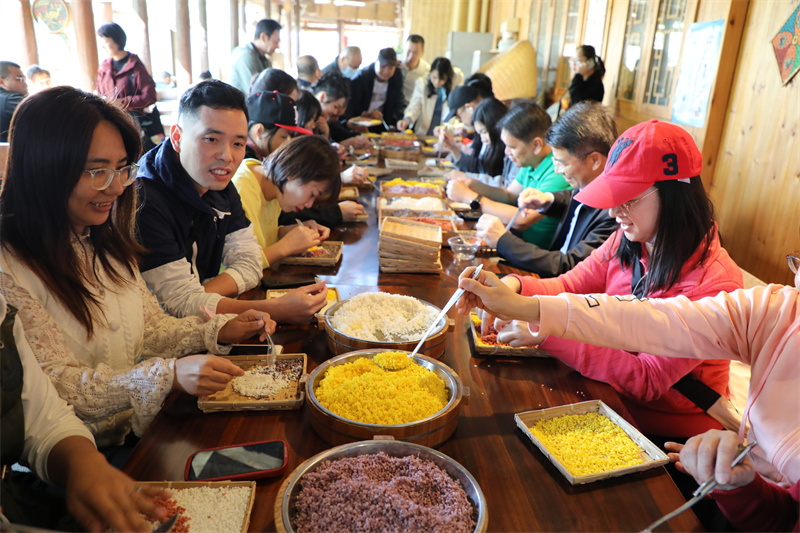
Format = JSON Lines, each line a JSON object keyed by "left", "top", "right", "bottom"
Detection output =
{"left": 323, "top": 296, "right": 450, "bottom": 358}
{"left": 306, "top": 349, "right": 464, "bottom": 447}
{"left": 276, "top": 440, "right": 488, "bottom": 533}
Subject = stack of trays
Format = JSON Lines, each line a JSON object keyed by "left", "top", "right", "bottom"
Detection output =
{"left": 379, "top": 217, "right": 442, "bottom": 273}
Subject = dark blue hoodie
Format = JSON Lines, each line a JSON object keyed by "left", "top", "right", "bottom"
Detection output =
{"left": 136, "top": 139, "right": 250, "bottom": 281}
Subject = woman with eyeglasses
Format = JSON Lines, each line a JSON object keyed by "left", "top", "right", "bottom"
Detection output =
{"left": 465, "top": 120, "right": 744, "bottom": 443}
{"left": 0, "top": 87, "right": 277, "bottom": 449}
{"left": 566, "top": 45, "right": 605, "bottom": 107}
{"left": 457, "top": 240, "right": 799, "bottom": 533}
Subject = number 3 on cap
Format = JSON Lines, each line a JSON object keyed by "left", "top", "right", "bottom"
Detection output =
{"left": 662, "top": 153, "right": 678, "bottom": 176}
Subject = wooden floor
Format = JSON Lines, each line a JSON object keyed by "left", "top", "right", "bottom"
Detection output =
{"left": 122, "top": 181, "right": 701, "bottom": 532}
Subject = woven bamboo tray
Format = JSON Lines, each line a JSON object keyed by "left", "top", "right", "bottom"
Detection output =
{"left": 137, "top": 481, "right": 255, "bottom": 533}
{"left": 281, "top": 241, "right": 342, "bottom": 266}
{"left": 515, "top": 400, "right": 669, "bottom": 485}
{"left": 198, "top": 354, "right": 307, "bottom": 412}
{"left": 468, "top": 312, "right": 550, "bottom": 357}
{"left": 338, "top": 186, "right": 359, "bottom": 200}
{"left": 381, "top": 180, "right": 444, "bottom": 199}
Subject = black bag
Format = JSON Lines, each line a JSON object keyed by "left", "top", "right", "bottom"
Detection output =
{"left": 131, "top": 107, "right": 165, "bottom": 153}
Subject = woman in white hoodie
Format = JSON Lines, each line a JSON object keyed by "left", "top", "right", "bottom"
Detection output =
{"left": 397, "top": 57, "right": 454, "bottom": 135}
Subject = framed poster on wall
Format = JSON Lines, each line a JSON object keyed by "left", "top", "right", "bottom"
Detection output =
{"left": 671, "top": 19, "right": 725, "bottom": 128}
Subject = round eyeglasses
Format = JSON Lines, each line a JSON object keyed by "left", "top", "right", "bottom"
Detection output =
{"left": 83, "top": 164, "right": 139, "bottom": 190}
{"left": 614, "top": 188, "right": 658, "bottom": 217}
{"left": 788, "top": 251, "right": 800, "bottom": 274}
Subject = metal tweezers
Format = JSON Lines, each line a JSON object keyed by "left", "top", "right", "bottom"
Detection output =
{"left": 641, "top": 441, "right": 757, "bottom": 532}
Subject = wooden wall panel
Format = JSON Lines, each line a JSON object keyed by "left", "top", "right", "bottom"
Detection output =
{"left": 406, "top": 0, "right": 455, "bottom": 58}
{"left": 709, "top": 0, "right": 799, "bottom": 285}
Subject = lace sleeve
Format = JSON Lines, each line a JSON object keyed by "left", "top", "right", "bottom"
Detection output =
{"left": 0, "top": 272, "right": 174, "bottom": 426}
{"left": 138, "top": 276, "right": 235, "bottom": 357}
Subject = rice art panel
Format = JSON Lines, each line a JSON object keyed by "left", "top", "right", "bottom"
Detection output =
{"left": 772, "top": 2, "right": 800, "bottom": 86}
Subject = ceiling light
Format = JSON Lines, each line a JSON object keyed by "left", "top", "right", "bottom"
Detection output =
{"left": 333, "top": 0, "right": 366, "bottom": 7}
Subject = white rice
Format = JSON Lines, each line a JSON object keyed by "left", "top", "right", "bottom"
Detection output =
{"left": 381, "top": 197, "right": 446, "bottom": 211}
{"left": 170, "top": 486, "right": 251, "bottom": 533}
{"left": 232, "top": 366, "right": 292, "bottom": 398}
{"left": 330, "top": 292, "right": 440, "bottom": 342}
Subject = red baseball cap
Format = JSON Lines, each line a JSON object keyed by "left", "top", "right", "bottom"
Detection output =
{"left": 574, "top": 119, "right": 702, "bottom": 209}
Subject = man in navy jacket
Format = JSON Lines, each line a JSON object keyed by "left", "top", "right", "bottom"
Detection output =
{"left": 344, "top": 48, "right": 405, "bottom": 127}
{"left": 476, "top": 102, "right": 618, "bottom": 276}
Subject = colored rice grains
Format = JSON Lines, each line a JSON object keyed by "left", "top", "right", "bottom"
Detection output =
{"left": 315, "top": 355, "right": 448, "bottom": 425}
{"left": 529, "top": 413, "right": 644, "bottom": 476}
{"left": 293, "top": 452, "right": 476, "bottom": 533}
{"left": 383, "top": 178, "right": 443, "bottom": 195}
{"left": 231, "top": 358, "right": 303, "bottom": 399}
{"left": 146, "top": 486, "right": 251, "bottom": 533}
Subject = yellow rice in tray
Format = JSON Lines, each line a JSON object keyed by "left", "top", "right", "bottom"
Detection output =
{"left": 530, "top": 413, "right": 644, "bottom": 476}
{"left": 315, "top": 352, "right": 448, "bottom": 425}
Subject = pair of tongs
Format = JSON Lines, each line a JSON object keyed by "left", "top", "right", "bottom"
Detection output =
{"left": 641, "top": 441, "right": 757, "bottom": 532}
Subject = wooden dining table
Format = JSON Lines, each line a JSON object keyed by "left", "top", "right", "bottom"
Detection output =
{"left": 123, "top": 179, "right": 702, "bottom": 532}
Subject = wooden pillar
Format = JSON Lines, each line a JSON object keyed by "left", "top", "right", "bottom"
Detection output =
{"left": 337, "top": 20, "right": 345, "bottom": 52}
{"left": 284, "top": 2, "right": 292, "bottom": 68}
{"left": 198, "top": 0, "right": 209, "bottom": 73}
{"left": 72, "top": 0, "right": 98, "bottom": 91}
{"left": 133, "top": 0, "right": 152, "bottom": 75}
{"left": 176, "top": 0, "right": 192, "bottom": 86}
{"left": 102, "top": 1, "right": 113, "bottom": 22}
{"left": 230, "top": 0, "right": 239, "bottom": 50}
{"left": 240, "top": 0, "right": 247, "bottom": 41}
{"left": 264, "top": 0, "right": 271, "bottom": 19}
{"left": 19, "top": 0, "right": 39, "bottom": 66}
{"left": 293, "top": 0, "right": 301, "bottom": 61}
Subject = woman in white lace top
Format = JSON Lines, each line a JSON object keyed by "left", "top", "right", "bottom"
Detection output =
{"left": 0, "top": 87, "right": 276, "bottom": 446}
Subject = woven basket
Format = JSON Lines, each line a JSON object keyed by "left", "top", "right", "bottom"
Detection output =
{"left": 477, "top": 40, "right": 537, "bottom": 101}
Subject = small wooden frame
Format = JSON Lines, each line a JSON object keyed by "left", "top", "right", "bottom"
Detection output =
{"left": 515, "top": 400, "right": 669, "bottom": 485}
{"left": 267, "top": 287, "right": 341, "bottom": 316}
{"left": 281, "top": 241, "right": 343, "bottom": 266}
{"left": 468, "top": 313, "right": 551, "bottom": 358}
{"left": 198, "top": 354, "right": 307, "bottom": 412}
{"left": 395, "top": 216, "right": 461, "bottom": 243}
{"left": 378, "top": 197, "right": 453, "bottom": 220}
{"left": 379, "top": 217, "right": 443, "bottom": 273}
{"left": 137, "top": 481, "right": 256, "bottom": 533}
{"left": 381, "top": 179, "right": 445, "bottom": 199}
{"left": 380, "top": 216, "right": 442, "bottom": 246}
{"left": 384, "top": 157, "right": 422, "bottom": 170}
{"left": 338, "top": 186, "right": 359, "bottom": 200}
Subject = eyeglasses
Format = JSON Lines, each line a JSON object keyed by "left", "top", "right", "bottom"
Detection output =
{"left": 1, "top": 76, "right": 25, "bottom": 82}
{"left": 83, "top": 164, "right": 139, "bottom": 190}
{"left": 788, "top": 251, "right": 800, "bottom": 274}
{"left": 552, "top": 152, "right": 589, "bottom": 172}
{"left": 614, "top": 188, "right": 658, "bottom": 217}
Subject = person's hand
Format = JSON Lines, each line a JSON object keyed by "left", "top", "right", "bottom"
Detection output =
{"left": 315, "top": 116, "right": 330, "bottom": 138}
{"left": 339, "top": 200, "right": 366, "bottom": 221}
{"left": 342, "top": 164, "right": 369, "bottom": 184}
{"left": 218, "top": 310, "right": 276, "bottom": 344}
{"left": 64, "top": 448, "right": 171, "bottom": 532}
{"left": 363, "top": 110, "right": 383, "bottom": 120}
{"left": 274, "top": 281, "right": 328, "bottom": 324}
{"left": 665, "top": 430, "right": 756, "bottom": 491}
{"left": 446, "top": 179, "right": 477, "bottom": 203}
{"left": 397, "top": 118, "right": 411, "bottom": 131}
{"left": 174, "top": 354, "right": 245, "bottom": 396}
{"left": 518, "top": 188, "right": 554, "bottom": 210}
{"left": 303, "top": 219, "right": 330, "bottom": 240}
{"left": 455, "top": 267, "right": 536, "bottom": 323}
{"left": 439, "top": 130, "right": 459, "bottom": 154}
{"left": 476, "top": 214, "right": 505, "bottom": 248}
{"left": 332, "top": 142, "right": 347, "bottom": 162}
{"left": 341, "top": 135, "right": 372, "bottom": 150}
{"left": 280, "top": 224, "right": 322, "bottom": 256}
{"left": 473, "top": 276, "right": 522, "bottom": 335}
{"left": 443, "top": 169, "right": 467, "bottom": 182}
{"left": 497, "top": 319, "right": 545, "bottom": 347}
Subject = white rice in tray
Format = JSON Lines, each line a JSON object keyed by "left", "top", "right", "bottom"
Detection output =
{"left": 330, "top": 292, "right": 441, "bottom": 342}
{"left": 232, "top": 366, "right": 293, "bottom": 398}
{"left": 150, "top": 486, "right": 251, "bottom": 533}
{"left": 380, "top": 197, "right": 447, "bottom": 211}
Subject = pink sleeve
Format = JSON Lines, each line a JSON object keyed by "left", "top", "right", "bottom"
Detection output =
{"left": 711, "top": 476, "right": 799, "bottom": 532}
{"left": 515, "top": 239, "right": 615, "bottom": 297}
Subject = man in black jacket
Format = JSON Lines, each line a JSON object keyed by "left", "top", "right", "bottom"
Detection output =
{"left": 0, "top": 61, "right": 27, "bottom": 142}
{"left": 344, "top": 48, "right": 404, "bottom": 127}
{"left": 476, "top": 102, "right": 618, "bottom": 277}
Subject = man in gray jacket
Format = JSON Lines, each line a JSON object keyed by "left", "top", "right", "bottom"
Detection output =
{"left": 228, "top": 19, "right": 281, "bottom": 94}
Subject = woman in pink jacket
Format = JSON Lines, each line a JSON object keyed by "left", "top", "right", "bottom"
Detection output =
{"left": 456, "top": 251, "right": 800, "bottom": 531}
{"left": 478, "top": 120, "right": 743, "bottom": 439}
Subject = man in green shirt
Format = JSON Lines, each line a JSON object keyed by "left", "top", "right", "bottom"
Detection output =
{"left": 446, "top": 101, "right": 570, "bottom": 248}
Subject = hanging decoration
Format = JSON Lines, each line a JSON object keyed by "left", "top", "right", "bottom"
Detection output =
{"left": 31, "top": 0, "right": 70, "bottom": 33}
{"left": 772, "top": 2, "right": 800, "bottom": 86}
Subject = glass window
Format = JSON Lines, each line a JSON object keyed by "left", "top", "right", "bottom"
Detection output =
{"left": 583, "top": 0, "right": 608, "bottom": 51}
{"left": 616, "top": 0, "right": 651, "bottom": 101}
{"left": 547, "top": 0, "right": 566, "bottom": 94}
{"left": 643, "top": 0, "right": 687, "bottom": 106}
{"left": 536, "top": 0, "right": 552, "bottom": 97}
{"left": 558, "top": 0, "right": 582, "bottom": 90}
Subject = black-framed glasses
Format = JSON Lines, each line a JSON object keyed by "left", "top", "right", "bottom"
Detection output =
{"left": 788, "top": 251, "right": 800, "bottom": 274}
{"left": 83, "top": 164, "right": 139, "bottom": 190}
{"left": 614, "top": 188, "right": 658, "bottom": 217}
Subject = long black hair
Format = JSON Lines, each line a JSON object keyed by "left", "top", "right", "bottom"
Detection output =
{"left": 613, "top": 176, "right": 715, "bottom": 296}
{"left": 471, "top": 98, "right": 508, "bottom": 177}
{"left": 426, "top": 57, "right": 454, "bottom": 98}
{"left": 578, "top": 45, "right": 605, "bottom": 78}
{"left": 295, "top": 89, "right": 322, "bottom": 131}
{"left": 0, "top": 87, "right": 144, "bottom": 336}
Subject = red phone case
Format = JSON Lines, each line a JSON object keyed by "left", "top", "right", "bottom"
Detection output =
{"left": 183, "top": 439, "right": 288, "bottom": 482}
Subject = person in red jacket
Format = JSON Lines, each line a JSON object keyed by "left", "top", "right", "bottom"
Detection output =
{"left": 95, "top": 22, "right": 162, "bottom": 152}
{"left": 473, "top": 120, "right": 743, "bottom": 440}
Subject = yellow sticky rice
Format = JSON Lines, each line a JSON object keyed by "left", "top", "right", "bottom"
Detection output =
{"left": 470, "top": 313, "right": 482, "bottom": 326}
{"left": 383, "top": 178, "right": 440, "bottom": 189}
{"left": 530, "top": 413, "right": 644, "bottom": 476}
{"left": 326, "top": 289, "right": 337, "bottom": 300}
{"left": 372, "top": 350, "right": 412, "bottom": 370}
{"left": 315, "top": 354, "right": 448, "bottom": 425}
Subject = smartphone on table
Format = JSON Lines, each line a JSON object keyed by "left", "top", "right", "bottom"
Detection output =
{"left": 184, "top": 439, "right": 288, "bottom": 481}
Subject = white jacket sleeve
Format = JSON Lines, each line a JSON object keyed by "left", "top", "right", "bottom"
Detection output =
{"left": 141, "top": 259, "right": 224, "bottom": 318}
{"left": 402, "top": 78, "right": 426, "bottom": 125}
{"left": 220, "top": 224, "right": 262, "bottom": 294}
{"left": 12, "top": 304, "right": 95, "bottom": 484}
